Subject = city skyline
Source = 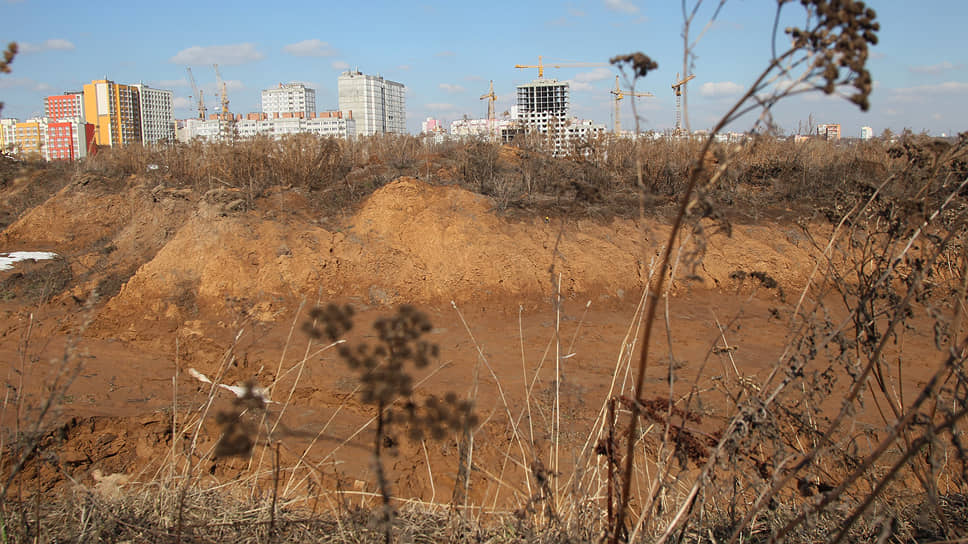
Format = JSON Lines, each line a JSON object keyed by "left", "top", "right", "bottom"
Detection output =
{"left": 2, "top": 0, "right": 967, "bottom": 137}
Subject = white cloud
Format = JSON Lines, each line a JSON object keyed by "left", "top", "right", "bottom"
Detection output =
{"left": 700, "top": 81, "right": 743, "bottom": 97}
{"left": 892, "top": 81, "right": 968, "bottom": 97}
{"left": 0, "top": 76, "right": 51, "bottom": 91}
{"left": 604, "top": 0, "right": 638, "bottom": 14}
{"left": 398, "top": 64, "right": 411, "bottom": 71}
{"left": 575, "top": 67, "right": 613, "bottom": 83}
{"left": 156, "top": 78, "right": 188, "bottom": 88}
{"left": 172, "top": 96, "right": 192, "bottom": 109}
{"left": 425, "top": 103, "right": 457, "bottom": 110}
{"left": 283, "top": 39, "right": 336, "bottom": 57}
{"left": 170, "top": 43, "right": 264, "bottom": 66}
{"left": 331, "top": 60, "right": 349, "bottom": 70}
{"left": 909, "top": 61, "right": 963, "bottom": 75}
{"left": 435, "top": 50, "right": 456, "bottom": 58}
{"left": 19, "top": 38, "right": 75, "bottom": 54}
{"left": 439, "top": 83, "right": 465, "bottom": 93}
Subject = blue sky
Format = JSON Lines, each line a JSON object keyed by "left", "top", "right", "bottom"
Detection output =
{"left": 2, "top": 0, "right": 966, "bottom": 137}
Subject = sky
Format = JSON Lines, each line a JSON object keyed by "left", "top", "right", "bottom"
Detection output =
{"left": 1, "top": 0, "right": 966, "bottom": 137}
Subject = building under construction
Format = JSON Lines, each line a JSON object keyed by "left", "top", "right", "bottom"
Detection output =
{"left": 514, "top": 78, "right": 603, "bottom": 155}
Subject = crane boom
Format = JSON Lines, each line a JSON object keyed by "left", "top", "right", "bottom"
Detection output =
{"left": 186, "top": 67, "right": 206, "bottom": 120}
{"left": 514, "top": 55, "right": 607, "bottom": 78}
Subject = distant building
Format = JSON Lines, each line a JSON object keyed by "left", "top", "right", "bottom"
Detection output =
{"left": 45, "top": 92, "right": 84, "bottom": 121}
{"left": 860, "top": 126, "right": 873, "bottom": 140}
{"left": 817, "top": 123, "right": 841, "bottom": 141}
{"left": 1, "top": 116, "right": 96, "bottom": 161}
{"left": 132, "top": 84, "right": 175, "bottom": 144}
{"left": 13, "top": 118, "right": 47, "bottom": 159}
{"left": 421, "top": 117, "right": 443, "bottom": 134}
{"left": 262, "top": 83, "right": 316, "bottom": 117}
{"left": 514, "top": 77, "right": 605, "bottom": 155}
{"left": 83, "top": 79, "right": 143, "bottom": 147}
{"left": 0, "top": 118, "right": 16, "bottom": 153}
{"left": 46, "top": 118, "right": 96, "bottom": 161}
{"left": 81, "top": 80, "right": 174, "bottom": 147}
{"left": 177, "top": 111, "right": 355, "bottom": 142}
{"left": 337, "top": 70, "right": 406, "bottom": 137}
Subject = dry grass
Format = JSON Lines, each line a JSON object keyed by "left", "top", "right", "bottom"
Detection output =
{"left": 3, "top": 2, "right": 968, "bottom": 542}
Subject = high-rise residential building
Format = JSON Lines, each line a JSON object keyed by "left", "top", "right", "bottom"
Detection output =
{"left": 46, "top": 118, "right": 96, "bottom": 161}
{"left": 45, "top": 92, "right": 84, "bottom": 121}
{"left": 262, "top": 83, "right": 316, "bottom": 117}
{"left": 337, "top": 71, "right": 406, "bottom": 137}
{"left": 83, "top": 79, "right": 142, "bottom": 147}
{"left": 132, "top": 84, "right": 175, "bottom": 144}
{"left": 860, "top": 126, "right": 873, "bottom": 140}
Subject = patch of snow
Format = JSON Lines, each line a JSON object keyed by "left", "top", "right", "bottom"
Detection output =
{"left": 0, "top": 251, "right": 59, "bottom": 271}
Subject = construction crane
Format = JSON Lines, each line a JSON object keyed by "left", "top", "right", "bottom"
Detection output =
{"left": 672, "top": 72, "right": 696, "bottom": 134}
{"left": 479, "top": 80, "right": 497, "bottom": 121}
{"left": 611, "top": 75, "right": 653, "bottom": 135}
{"left": 185, "top": 67, "right": 206, "bottom": 120}
{"left": 514, "top": 55, "right": 607, "bottom": 79}
{"left": 213, "top": 64, "right": 230, "bottom": 120}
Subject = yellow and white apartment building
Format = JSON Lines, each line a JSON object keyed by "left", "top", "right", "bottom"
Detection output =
{"left": 83, "top": 79, "right": 142, "bottom": 147}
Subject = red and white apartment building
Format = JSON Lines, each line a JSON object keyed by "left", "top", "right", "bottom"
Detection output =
{"left": 42, "top": 92, "right": 97, "bottom": 161}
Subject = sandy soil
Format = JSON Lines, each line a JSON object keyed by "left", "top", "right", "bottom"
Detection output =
{"left": 0, "top": 174, "right": 945, "bottom": 506}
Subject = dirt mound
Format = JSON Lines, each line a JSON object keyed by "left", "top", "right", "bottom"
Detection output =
{"left": 3, "top": 175, "right": 820, "bottom": 349}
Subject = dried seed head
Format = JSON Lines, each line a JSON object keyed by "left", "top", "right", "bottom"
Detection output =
{"left": 610, "top": 52, "right": 659, "bottom": 78}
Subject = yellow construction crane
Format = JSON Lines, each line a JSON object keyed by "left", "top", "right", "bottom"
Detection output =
{"left": 185, "top": 67, "right": 206, "bottom": 120}
{"left": 514, "top": 55, "right": 607, "bottom": 79}
{"left": 213, "top": 63, "right": 230, "bottom": 120}
{"left": 611, "top": 75, "right": 653, "bottom": 135}
{"left": 672, "top": 72, "right": 696, "bottom": 134}
{"left": 479, "top": 80, "right": 497, "bottom": 121}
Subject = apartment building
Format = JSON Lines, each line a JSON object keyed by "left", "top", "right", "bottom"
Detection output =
{"left": 178, "top": 111, "right": 354, "bottom": 142}
{"left": 46, "top": 118, "right": 95, "bottom": 161}
{"left": 337, "top": 71, "right": 406, "bottom": 137}
{"left": 45, "top": 92, "right": 84, "bottom": 120}
{"left": 83, "top": 79, "right": 142, "bottom": 147}
{"left": 132, "top": 84, "right": 175, "bottom": 144}
{"left": 262, "top": 83, "right": 316, "bottom": 117}
{"left": 0, "top": 118, "right": 16, "bottom": 153}
{"left": 13, "top": 119, "right": 46, "bottom": 159}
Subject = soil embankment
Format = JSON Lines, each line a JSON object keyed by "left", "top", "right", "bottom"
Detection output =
{"left": 0, "top": 174, "right": 886, "bottom": 504}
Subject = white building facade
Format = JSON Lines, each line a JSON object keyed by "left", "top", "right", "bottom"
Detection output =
{"left": 262, "top": 83, "right": 317, "bottom": 117}
{"left": 133, "top": 84, "right": 175, "bottom": 144}
{"left": 177, "top": 115, "right": 355, "bottom": 142}
{"left": 337, "top": 71, "right": 406, "bottom": 137}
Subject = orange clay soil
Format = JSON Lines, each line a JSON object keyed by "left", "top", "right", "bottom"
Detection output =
{"left": 0, "top": 175, "right": 946, "bottom": 507}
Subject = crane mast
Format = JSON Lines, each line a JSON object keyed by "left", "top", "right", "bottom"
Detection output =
{"left": 672, "top": 72, "right": 696, "bottom": 134}
{"left": 480, "top": 80, "right": 497, "bottom": 121}
{"left": 610, "top": 75, "right": 653, "bottom": 135}
{"left": 185, "top": 67, "right": 206, "bottom": 120}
